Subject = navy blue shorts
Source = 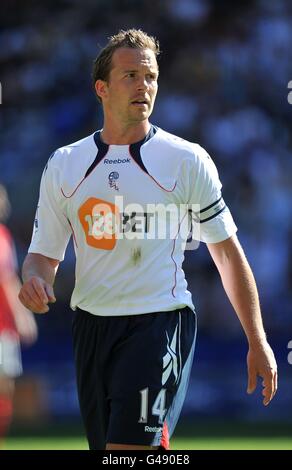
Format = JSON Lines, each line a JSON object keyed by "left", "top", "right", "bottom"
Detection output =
{"left": 72, "top": 306, "right": 197, "bottom": 450}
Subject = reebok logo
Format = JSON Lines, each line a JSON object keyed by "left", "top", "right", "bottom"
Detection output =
{"left": 104, "top": 158, "right": 131, "bottom": 164}
{"left": 162, "top": 323, "right": 180, "bottom": 386}
{"left": 144, "top": 426, "right": 162, "bottom": 433}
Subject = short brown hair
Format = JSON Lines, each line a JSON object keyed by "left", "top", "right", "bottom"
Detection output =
{"left": 92, "top": 29, "right": 160, "bottom": 89}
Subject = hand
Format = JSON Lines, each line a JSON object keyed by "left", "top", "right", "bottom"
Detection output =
{"left": 247, "top": 341, "right": 278, "bottom": 406}
{"left": 18, "top": 276, "right": 56, "bottom": 314}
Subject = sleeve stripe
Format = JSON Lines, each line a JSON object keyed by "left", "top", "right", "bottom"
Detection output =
{"left": 200, "top": 205, "right": 226, "bottom": 223}
{"left": 190, "top": 197, "right": 226, "bottom": 223}
{"left": 200, "top": 196, "right": 222, "bottom": 214}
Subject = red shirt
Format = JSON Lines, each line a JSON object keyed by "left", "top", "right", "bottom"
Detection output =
{"left": 0, "top": 224, "right": 17, "bottom": 333}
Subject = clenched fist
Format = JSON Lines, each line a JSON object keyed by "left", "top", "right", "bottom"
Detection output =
{"left": 19, "top": 276, "right": 56, "bottom": 314}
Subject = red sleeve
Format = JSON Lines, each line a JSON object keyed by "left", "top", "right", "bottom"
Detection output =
{"left": 0, "top": 224, "right": 17, "bottom": 281}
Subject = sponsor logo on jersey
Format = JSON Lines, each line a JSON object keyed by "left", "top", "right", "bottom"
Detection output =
{"left": 108, "top": 171, "right": 119, "bottom": 191}
{"left": 78, "top": 195, "right": 202, "bottom": 250}
{"left": 104, "top": 158, "right": 131, "bottom": 164}
{"left": 78, "top": 197, "right": 119, "bottom": 250}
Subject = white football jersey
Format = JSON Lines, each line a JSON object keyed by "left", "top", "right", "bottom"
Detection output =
{"left": 29, "top": 125, "right": 237, "bottom": 316}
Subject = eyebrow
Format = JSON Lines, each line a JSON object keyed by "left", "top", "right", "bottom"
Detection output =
{"left": 122, "top": 69, "right": 159, "bottom": 75}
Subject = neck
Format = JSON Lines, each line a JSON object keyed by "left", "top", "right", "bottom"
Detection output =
{"left": 100, "top": 119, "right": 151, "bottom": 145}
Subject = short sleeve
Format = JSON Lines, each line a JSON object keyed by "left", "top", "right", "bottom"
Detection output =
{"left": 188, "top": 145, "right": 237, "bottom": 243}
{"left": 28, "top": 153, "right": 71, "bottom": 260}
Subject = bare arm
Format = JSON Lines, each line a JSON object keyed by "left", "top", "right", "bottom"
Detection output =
{"left": 19, "top": 253, "right": 59, "bottom": 314}
{"left": 207, "top": 234, "right": 277, "bottom": 405}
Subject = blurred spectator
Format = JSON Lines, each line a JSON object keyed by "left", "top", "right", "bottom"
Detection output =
{"left": 0, "top": 185, "right": 37, "bottom": 445}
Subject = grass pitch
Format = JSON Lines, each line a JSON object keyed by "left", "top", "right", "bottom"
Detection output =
{"left": 3, "top": 436, "right": 292, "bottom": 450}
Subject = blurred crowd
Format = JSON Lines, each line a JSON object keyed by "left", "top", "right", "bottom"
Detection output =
{"left": 0, "top": 0, "right": 291, "bottom": 340}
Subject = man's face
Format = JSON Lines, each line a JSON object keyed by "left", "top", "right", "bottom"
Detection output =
{"left": 98, "top": 47, "right": 159, "bottom": 124}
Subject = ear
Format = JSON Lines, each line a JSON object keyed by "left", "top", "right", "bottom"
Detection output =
{"left": 95, "top": 80, "right": 108, "bottom": 101}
